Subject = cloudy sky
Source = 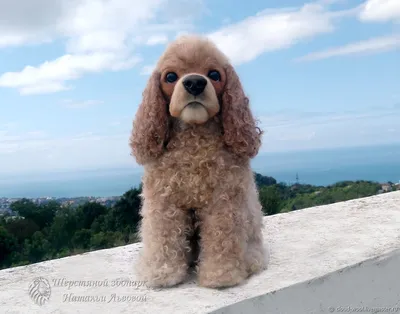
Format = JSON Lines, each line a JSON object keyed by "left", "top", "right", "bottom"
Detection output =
{"left": 0, "top": 0, "right": 399, "bottom": 176}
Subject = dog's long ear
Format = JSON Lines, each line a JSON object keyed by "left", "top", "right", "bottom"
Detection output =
{"left": 221, "top": 64, "right": 262, "bottom": 158}
{"left": 129, "top": 70, "right": 169, "bottom": 165}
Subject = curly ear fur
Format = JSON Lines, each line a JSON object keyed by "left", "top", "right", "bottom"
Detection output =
{"left": 129, "top": 70, "right": 169, "bottom": 165}
{"left": 221, "top": 64, "right": 262, "bottom": 159}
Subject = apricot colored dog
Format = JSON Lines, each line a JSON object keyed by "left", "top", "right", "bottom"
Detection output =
{"left": 130, "top": 35, "right": 268, "bottom": 288}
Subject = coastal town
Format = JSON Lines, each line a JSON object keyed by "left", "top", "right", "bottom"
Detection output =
{"left": 1, "top": 181, "right": 398, "bottom": 216}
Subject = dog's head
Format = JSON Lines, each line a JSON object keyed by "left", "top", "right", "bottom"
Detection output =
{"left": 157, "top": 35, "right": 228, "bottom": 125}
{"left": 130, "top": 35, "right": 262, "bottom": 164}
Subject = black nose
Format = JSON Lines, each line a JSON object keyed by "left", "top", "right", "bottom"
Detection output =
{"left": 182, "top": 75, "right": 207, "bottom": 96}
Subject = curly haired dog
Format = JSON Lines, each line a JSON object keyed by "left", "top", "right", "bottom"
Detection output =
{"left": 129, "top": 35, "right": 268, "bottom": 289}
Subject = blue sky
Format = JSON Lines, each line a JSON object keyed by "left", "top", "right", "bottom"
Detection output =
{"left": 0, "top": 0, "right": 399, "bottom": 176}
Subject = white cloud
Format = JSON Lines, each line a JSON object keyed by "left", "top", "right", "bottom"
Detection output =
{"left": 0, "top": 52, "right": 142, "bottom": 95}
{"left": 58, "top": 0, "right": 170, "bottom": 54}
{"left": 0, "top": 0, "right": 63, "bottom": 48}
{"left": 295, "top": 34, "right": 400, "bottom": 61}
{"left": 0, "top": 0, "right": 203, "bottom": 95}
{"left": 359, "top": 0, "right": 400, "bottom": 23}
{"left": 22, "top": 83, "right": 72, "bottom": 95}
{"left": 207, "top": 3, "right": 339, "bottom": 65}
{"left": 0, "top": 34, "right": 50, "bottom": 48}
{"left": 0, "top": 0, "right": 166, "bottom": 49}
{"left": 145, "top": 34, "right": 168, "bottom": 45}
{"left": 65, "top": 31, "right": 128, "bottom": 54}
{"left": 0, "top": 0, "right": 363, "bottom": 93}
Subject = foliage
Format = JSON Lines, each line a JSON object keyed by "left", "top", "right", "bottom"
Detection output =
{"left": 254, "top": 173, "right": 276, "bottom": 188}
{"left": 0, "top": 187, "right": 142, "bottom": 269}
{"left": 258, "top": 179, "right": 381, "bottom": 213}
{"left": 0, "top": 226, "right": 18, "bottom": 265}
{"left": 259, "top": 185, "right": 280, "bottom": 215}
{"left": 11, "top": 199, "right": 58, "bottom": 230}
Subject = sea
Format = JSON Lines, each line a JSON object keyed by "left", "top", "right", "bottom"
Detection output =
{"left": 1, "top": 143, "right": 399, "bottom": 198}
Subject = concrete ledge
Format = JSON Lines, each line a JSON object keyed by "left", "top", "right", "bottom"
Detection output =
{"left": 1, "top": 191, "right": 399, "bottom": 314}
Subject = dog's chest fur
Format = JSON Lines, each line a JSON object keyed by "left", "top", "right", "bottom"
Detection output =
{"left": 143, "top": 118, "right": 245, "bottom": 209}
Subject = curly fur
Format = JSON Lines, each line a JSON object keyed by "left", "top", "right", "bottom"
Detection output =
{"left": 129, "top": 71, "right": 169, "bottom": 165}
{"left": 130, "top": 35, "right": 268, "bottom": 289}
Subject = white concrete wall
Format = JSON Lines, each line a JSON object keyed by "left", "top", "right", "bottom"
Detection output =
{"left": 1, "top": 191, "right": 399, "bottom": 314}
{"left": 211, "top": 249, "right": 400, "bottom": 314}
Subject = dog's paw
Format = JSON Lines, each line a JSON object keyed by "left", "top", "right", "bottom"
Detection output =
{"left": 136, "top": 260, "right": 189, "bottom": 289}
{"left": 246, "top": 248, "right": 269, "bottom": 275}
{"left": 145, "top": 271, "right": 188, "bottom": 289}
{"left": 197, "top": 261, "right": 248, "bottom": 289}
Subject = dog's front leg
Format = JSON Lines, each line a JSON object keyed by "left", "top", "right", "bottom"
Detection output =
{"left": 197, "top": 194, "right": 249, "bottom": 288}
{"left": 135, "top": 199, "right": 191, "bottom": 288}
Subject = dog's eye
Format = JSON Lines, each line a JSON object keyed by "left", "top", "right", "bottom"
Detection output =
{"left": 165, "top": 72, "right": 178, "bottom": 83}
{"left": 207, "top": 70, "right": 221, "bottom": 81}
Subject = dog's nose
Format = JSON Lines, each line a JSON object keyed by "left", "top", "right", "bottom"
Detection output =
{"left": 182, "top": 75, "right": 207, "bottom": 96}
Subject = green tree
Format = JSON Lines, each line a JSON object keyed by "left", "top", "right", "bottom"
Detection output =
{"left": 0, "top": 226, "right": 18, "bottom": 266}
{"left": 259, "top": 185, "right": 281, "bottom": 215}
{"left": 113, "top": 187, "right": 142, "bottom": 235}
{"left": 72, "top": 229, "right": 92, "bottom": 249}
{"left": 254, "top": 173, "right": 277, "bottom": 189}
{"left": 90, "top": 231, "right": 117, "bottom": 249}
{"left": 10, "top": 199, "right": 38, "bottom": 219}
{"left": 76, "top": 202, "right": 107, "bottom": 230}
{"left": 24, "top": 231, "right": 51, "bottom": 263}
{"left": 91, "top": 215, "right": 106, "bottom": 233}
{"left": 5, "top": 218, "right": 40, "bottom": 244}
{"left": 11, "top": 199, "right": 58, "bottom": 230}
{"left": 49, "top": 208, "right": 77, "bottom": 251}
